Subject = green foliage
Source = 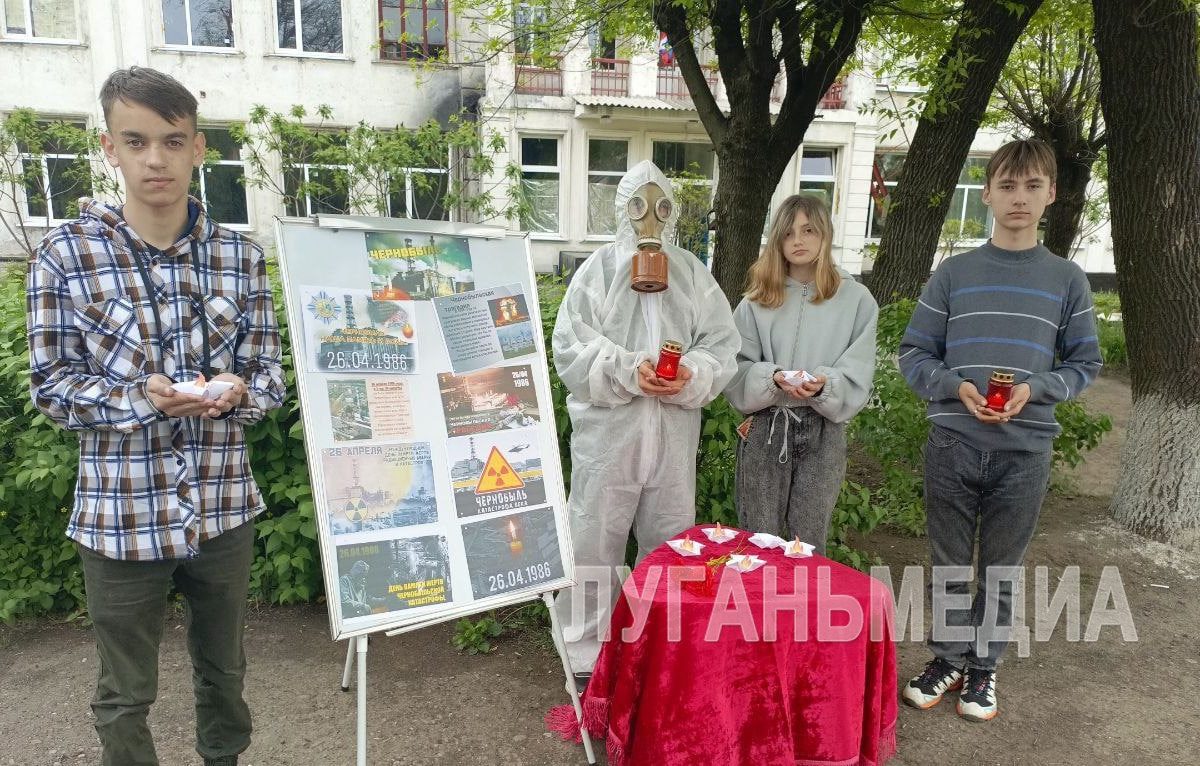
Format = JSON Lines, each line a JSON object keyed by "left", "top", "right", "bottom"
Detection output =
{"left": 232, "top": 104, "right": 514, "bottom": 221}
{"left": 695, "top": 397, "right": 742, "bottom": 527}
{"left": 451, "top": 614, "right": 504, "bottom": 654}
{"left": 843, "top": 300, "right": 930, "bottom": 537}
{"left": 667, "top": 166, "right": 714, "bottom": 263}
{"left": 1090, "top": 291, "right": 1126, "bottom": 367}
{"left": 0, "top": 109, "right": 122, "bottom": 259}
{"left": 1091, "top": 290, "right": 1120, "bottom": 319}
{"left": 451, "top": 600, "right": 552, "bottom": 654}
{"left": 0, "top": 267, "right": 85, "bottom": 620}
{"left": 243, "top": 262, "right": 320, "bottom": 606}
{"left": 1053, "top": 399, "right": 1111, "bottom": 470}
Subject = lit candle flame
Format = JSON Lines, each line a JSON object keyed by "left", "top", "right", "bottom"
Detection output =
{"left": 508, "top": 520, "right": 518, "bottom": 541}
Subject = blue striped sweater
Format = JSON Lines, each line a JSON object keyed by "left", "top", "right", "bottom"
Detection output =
{"left": 898, "top": 241, "right": 1102, "bottom": 452}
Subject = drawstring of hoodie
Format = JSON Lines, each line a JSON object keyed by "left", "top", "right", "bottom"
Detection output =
{"left": 766, "top": 406, "right": 809, "bottom": 464}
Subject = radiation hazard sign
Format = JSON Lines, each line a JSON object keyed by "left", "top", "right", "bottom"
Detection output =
{"left": 475, "top": 447, "right": 526, "bottom": 493}
{"left": 449, "top": 430, "right": 545, "bottom": 517}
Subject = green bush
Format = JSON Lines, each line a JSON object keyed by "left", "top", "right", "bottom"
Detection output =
{"left": 242, "top": 266, "right": 321, "bottom": 606}
{"left": 1092, "top": 291, "right": 1127, "bottom": 368}
{"left": 0, "top": 268, "right": 85, "bottom": 621}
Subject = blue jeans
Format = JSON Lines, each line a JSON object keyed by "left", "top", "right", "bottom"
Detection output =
{"left": 923, "top": 424, "right": 1051, "bottom": 670}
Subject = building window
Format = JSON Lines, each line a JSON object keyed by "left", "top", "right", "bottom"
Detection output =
{"left": 162, "top": 0, "right": 234, "bottom": 47}
{"left": 586, "top": 138, "right": 627, "bottom": 236}
{"left": 386, "top": 145, "right": 451, "bottom": 221}
{"left": 196, "top": 127, "right": 248, "bottom": 225}
{"left": 380, "top": 0, "right": 447, "bottom": 61}
{"left": 284, "top": 164, "right": 350, "bottom": 216}
{"left": 518, "top": 136, "right": 559, "bottom": 234}
{"left": 278, "top": 0, "right": 343, "bottom": 54}
{"left": 514, "top": 1, "right": 547, "bottom": 56}
{"left": 18, "top": 120, "right": 92, "bottom": 223}
{"left": 2, "top": 0, "right": 76, "bottom": 39}
{"left": 653, "top": 140, "right": 715, "bottom": 257}
{"left": 799, "top": 148, "right": 837, "bottom": 206}
{"left": 868, "top": 153, "right": 992, "bottom": 239}
{"left": 652, "top": 140, "right": 715, "bottom": 180}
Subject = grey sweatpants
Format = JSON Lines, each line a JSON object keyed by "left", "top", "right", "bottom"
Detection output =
{"left": 734, "top": 406, "right": 847, "bottom": 553}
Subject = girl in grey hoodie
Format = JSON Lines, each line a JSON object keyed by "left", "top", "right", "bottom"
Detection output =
{"left": 723, "top": 194, "right": 878, "bottom": 552}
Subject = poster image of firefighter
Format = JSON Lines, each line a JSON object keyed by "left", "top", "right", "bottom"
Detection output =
{"left": 366, "top": 231, "right": 475, "bottom": 301}
{"left": 437, "top": 364, "right": 540, "bottom": 437}
{"left": 335, "top": 535, "right": 451, "bottom": 619}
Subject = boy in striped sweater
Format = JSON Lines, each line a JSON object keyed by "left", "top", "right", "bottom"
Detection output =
{"left": 898, "top": 139, "right": 1102, "bottom": 721}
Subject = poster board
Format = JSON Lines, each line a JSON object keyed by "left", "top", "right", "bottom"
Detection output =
{"left": 275, "top": 216, "right": 575, "bottom": 640}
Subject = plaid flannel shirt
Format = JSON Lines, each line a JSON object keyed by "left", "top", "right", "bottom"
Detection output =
{"left": 27, "top": 198, "right": 286, "bottom": 561}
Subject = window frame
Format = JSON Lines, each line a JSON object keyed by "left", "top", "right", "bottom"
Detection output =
{"left": 797, "top": 146, "right": 838, "bottom": 209}
{"left": 385, "top": 162, "right": 453, "bottom": 222}
{"left": 160, "top": 0, "right": 237, "bottom": 50}
{"left": 17, "top": 118, "right": 92, "bottom": 226}
{"left": 866, "top": 152, "right": 994, "bottom": 241}
{"left": 517, "top": 133, "right": 563, "bottom": 238}
{"left": 379, "top": 0, "right": 449, "bottom": 62}
{"left": 284, "top": 162, "right": 353, "bottom": 217}
{"left": 513, "top": 1, "right": 548, "bottom": 57}
{"left": 583, "top": 135, "right": 629, "bottom": 240}
{"left": 650, "top": 137, "right": 717, "bottom": 259}
{"left": 1, "top": 0, "right": 79, "bottom": 41}
{"left": 195, "top": 125, "right": 250, "bottom": 228}
{"left": 276, "top": 0, "right": 345, "bottom": 56}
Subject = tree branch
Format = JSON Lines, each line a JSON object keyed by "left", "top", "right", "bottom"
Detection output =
{"left": 654, "top": 0, "right": 729, "bottom": 143}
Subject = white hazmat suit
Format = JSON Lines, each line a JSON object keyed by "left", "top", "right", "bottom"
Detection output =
{"left": 551, "top": 160, "right": 740, "bottom": 672}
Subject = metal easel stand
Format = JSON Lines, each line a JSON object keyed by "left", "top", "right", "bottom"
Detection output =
{"left": 340, "top": 635, "right": 369, "bottom": 766}
{"left": 543, "top": 591, "right": 597, "bottom": 764}
{"left": 338, "top": 593, "right": 595, "bottom": 765}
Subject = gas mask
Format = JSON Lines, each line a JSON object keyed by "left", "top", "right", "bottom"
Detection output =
{"left": 627, "top": 182, "right": 673, "bottom": 293}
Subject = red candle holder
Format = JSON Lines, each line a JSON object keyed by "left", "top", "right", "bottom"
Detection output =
{"left": 655, "top": 340, "right": 683, "bottom": 381}
{"left": 986, "top": 370, "right": 1015, "bottom": 411}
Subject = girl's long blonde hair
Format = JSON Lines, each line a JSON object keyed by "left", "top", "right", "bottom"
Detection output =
{"left": 744, "top": 194, "right": 841, "bottom": 308}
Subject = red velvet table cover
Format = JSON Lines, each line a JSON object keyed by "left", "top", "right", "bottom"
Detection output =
{"left": 582, "top": 524, "right": 897, "bottom": 766}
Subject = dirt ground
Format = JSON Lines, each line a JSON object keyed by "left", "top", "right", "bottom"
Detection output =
{"left": 2, "top": 372, "right": 1198, "bottom": 766}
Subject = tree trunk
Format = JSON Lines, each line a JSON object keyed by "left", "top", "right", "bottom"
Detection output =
{"left": 868, "top": 0, "right": 1044, "bottom": 302}
{"left": 1093, "top": 0, "right": 1200, "bottom": 550}
{"left": 710, "top": 127, "right": 778, "bottom": 304}
{"left": 1042, "top": 149, "right": 1093, "bottom": 258}
{"left": 654, "top": 0, "right": 866, "bottom": 305}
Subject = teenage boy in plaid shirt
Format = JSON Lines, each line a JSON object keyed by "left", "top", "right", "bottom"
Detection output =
{"left": 26, "top": 67, "right": 285, "bottom": 766}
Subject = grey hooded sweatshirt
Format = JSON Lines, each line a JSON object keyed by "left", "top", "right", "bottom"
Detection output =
{"left": 724, "top": 270, "right": 878, "bottom": 423}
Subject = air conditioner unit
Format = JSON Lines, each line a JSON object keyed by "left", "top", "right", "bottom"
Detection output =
{"left": 557, "top": 250, "right": 592, "bottom": 283}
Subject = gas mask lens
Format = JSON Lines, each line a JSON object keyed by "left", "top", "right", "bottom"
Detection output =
{"left": 627, "top": 195, "right": 649, "bottom": 221}
{"left": 655, "top": 197, "right": 673, "bottom": 223}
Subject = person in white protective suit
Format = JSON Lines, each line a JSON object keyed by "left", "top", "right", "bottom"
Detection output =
{"left": 551, "top": 160, "right": 740, "bottom": 684}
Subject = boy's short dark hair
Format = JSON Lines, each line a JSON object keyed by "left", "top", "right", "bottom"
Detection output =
{"left": 986, "top": 139, "right": 1057, "bottom": 186}
{"left": 100, "top": 66, "right": 198, "bottom": 129}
